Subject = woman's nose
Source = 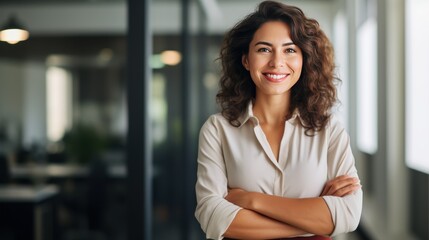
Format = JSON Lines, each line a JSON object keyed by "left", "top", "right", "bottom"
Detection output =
{"left": 269, "top": 52, "right": 285, "bottom": 68}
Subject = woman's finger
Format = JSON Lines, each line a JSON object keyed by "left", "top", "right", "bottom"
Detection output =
{"left": 321, "top": 175, "right": 360, "bottom": 196}
{"left": 328, "top": 177, "right": 359, "bottom": 193}
{"left": 330, "top": 183, "right": 362, "bottom": 197}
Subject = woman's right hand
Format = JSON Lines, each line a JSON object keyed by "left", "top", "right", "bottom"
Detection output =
{"left": 320, "top": 175, "right": 361, "bottom": 197}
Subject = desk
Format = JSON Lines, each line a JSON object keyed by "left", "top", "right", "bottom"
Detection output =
{"left": 0, "top": 185, "right": 59, "bottom": 240}
{"left": 10, "top": 163, "right": 127, "bottom": 180}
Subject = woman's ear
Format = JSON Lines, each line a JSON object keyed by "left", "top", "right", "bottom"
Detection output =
{"left": 242, "top": 55, "right": 249, "bottom": 71}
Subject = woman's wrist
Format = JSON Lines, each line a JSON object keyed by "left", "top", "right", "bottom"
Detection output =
{"left": 248, "top": 192, "right": 261, "bottom": 211}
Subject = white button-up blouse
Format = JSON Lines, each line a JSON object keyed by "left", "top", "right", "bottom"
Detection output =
{"left": 195, "top": 102, "right": 363, "bottom": 240}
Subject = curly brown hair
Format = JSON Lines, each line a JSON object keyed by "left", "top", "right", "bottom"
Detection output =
{"left": 216, "top": 0, "right": 338, "bottom": 134}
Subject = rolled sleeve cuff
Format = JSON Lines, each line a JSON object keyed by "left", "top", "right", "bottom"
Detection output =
{"left": 205, "top": 202, "right": 242, "bottom": 240}
{"left": 322, "top": 191, "right": 362, "bottom": 237}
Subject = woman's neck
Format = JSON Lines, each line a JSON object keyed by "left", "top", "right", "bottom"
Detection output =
{"left": 252, "top": 94, "right": 291, "bottom": 126}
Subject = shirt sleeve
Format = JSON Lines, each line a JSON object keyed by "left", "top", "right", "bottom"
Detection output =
{"left": 195, "top": 116, "right": 242, "bottom": 240}
{"left": 322, "top": 117, "right": 363, "bottom": 236}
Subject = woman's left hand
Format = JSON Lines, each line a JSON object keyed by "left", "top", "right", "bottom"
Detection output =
{"left": 225, "top": 188, "right": 253, "bottom": 209}
{"left": 320, "top": 175, "right": 361, "bottom": 197}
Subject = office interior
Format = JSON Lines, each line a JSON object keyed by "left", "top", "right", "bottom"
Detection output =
{"left": 0, "top": 0, "right": 427, "bottom": 239}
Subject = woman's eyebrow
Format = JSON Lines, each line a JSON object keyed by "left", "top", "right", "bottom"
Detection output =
{"left": 254, "top": 41, "right": 295, "bottom": 47}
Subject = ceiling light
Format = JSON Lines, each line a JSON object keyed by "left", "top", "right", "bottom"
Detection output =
{"left": 0, "top": 15, "right": 29, "bottom": 44}
{"left": 160, "top": 50, "right": 182, "bottom": 66}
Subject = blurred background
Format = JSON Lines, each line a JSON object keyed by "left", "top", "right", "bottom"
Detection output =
{"left": 0, "top": 0, "right": 427, "bottom": 239}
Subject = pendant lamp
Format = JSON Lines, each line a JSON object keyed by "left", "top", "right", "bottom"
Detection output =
{"left": 0, "top": 15, "right": 29, "bottom": 44}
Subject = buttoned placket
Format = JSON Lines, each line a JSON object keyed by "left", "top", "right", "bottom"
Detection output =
{"left": 278, "top": 120, "right": 293, "bottom": 196}
{"left": 252, "top": 120, "right": 286, "bottom": 196}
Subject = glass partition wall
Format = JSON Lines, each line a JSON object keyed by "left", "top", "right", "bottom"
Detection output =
{"left": 149, "top": 13, "right": 222, "bottom": 240}
{"left": 0, "top": 35, "right": 129, "bottom": 240}
{"left": 0, "top": 0, "right": 221, "bottom": 239}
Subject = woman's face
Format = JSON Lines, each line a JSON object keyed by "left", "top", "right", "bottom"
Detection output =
{"left": 242, "top": 21, "right": 303, "bottom": 98}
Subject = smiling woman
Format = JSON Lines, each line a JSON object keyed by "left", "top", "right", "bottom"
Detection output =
{"left": 242, "top": 21, "right": 303, "bottom": 100}
{"left": 195, "top": 1, "right": 362, "bottom": 240}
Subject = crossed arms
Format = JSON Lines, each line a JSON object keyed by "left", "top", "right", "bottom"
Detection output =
{"left": 223, "top": 175, "right": 361, "bottom": 239}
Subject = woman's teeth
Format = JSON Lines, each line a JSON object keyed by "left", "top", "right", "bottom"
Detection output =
{"left": 266, "top": 74, "right": 286, "bottom": 79}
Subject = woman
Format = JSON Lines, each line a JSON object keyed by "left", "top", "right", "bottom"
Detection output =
{"left": 195, "top": 1, "right": 362, "bottom": 239}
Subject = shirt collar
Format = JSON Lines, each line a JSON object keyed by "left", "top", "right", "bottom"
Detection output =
{"left": 237, "top": 101, "right": 258, "bottom": 127}
{"left": 237, "top": 101, "right": 301, "bottom": 128}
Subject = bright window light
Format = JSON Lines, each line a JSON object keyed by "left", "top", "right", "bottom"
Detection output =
{"left": 46, "top": 67, "right": 73, "bottom": 142}
{"left": 356, "top": 18, "right": 378, "bottom": 154}
{"left": 333, "top": 11, "right": 349, "bottom": 129}
{"left": 405, "top": 0, "right": 429, "bottom": 174}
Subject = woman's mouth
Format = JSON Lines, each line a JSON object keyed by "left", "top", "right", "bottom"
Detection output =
{"left": 264, "top": 73, "right": 288, "bottom": 82}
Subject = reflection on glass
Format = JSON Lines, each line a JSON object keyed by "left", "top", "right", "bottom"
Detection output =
{"left": 357, "top": 18, "right": 377, "bottom": 154}
{"left": 405, "top": 0, "right": 429, "bottom": 174}
{"left": 151, "top": 54, "right": 165, "bottom": 69}
{"left": 152, "top": 73, "right": 168, "bottom": 144}
{"left": 46, "top": 67, "right": 73, "bottom": 142}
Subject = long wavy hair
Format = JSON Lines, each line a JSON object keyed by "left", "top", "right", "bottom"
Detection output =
{"left": 216, "top": 0, "right": 338, "bottom": 135}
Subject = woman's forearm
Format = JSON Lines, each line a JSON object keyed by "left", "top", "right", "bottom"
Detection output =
{"left": 249, "top": 193, "right": 334, "bottom": 236}
{"left": 225, "top": 176, "right": 361, "bottom": 236}
{"left": 224, "top": 208, "right": 307, "bottom": 239}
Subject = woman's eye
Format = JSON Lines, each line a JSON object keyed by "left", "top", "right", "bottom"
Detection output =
{"left": 286, "top": 48, "right": 296, "bottom": 53}
{"left": 257, "top": 48, "right": 270, "bottom": 53}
